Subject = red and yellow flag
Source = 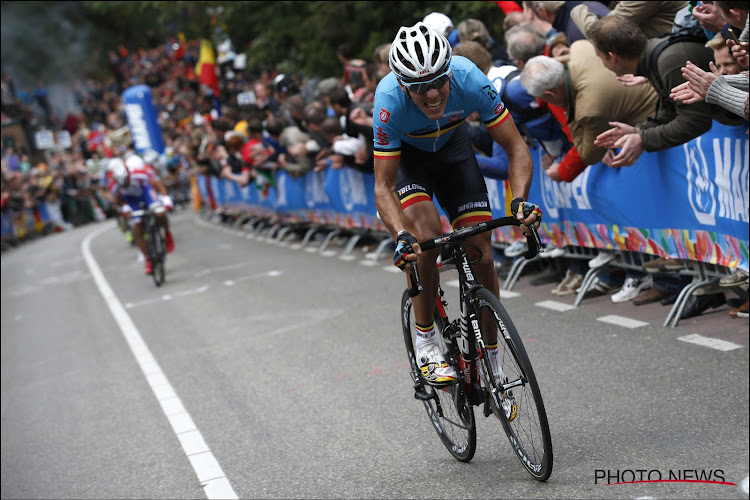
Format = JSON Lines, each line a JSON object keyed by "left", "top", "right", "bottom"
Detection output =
{"left": 195, "top": 39, "right": 220, "bottom": 97}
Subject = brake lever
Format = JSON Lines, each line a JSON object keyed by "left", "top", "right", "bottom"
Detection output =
{"left": 524, "top": 224, "right": 542, "bottom": 260}
{"left": 407, "top": 246, "right": 423, "bottom": 297}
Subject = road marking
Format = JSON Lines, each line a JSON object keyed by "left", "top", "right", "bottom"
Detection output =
{"left": 740, "top": 476, "right": 748, "bottom": 495}
{"left": 535, "top": 300, "right": 576, "bottom": 312}
{"left": 677, "top": 334, "right": 743, "bottom": 351}
{"left": 82, "top": 224, "right": 238, "bottom": 500}
{"left": 597, "top": 315, "right": 649, "bottom": 329}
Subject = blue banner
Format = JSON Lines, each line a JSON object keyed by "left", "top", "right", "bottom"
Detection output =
{"left": 121, "top": 85, "right": 165, "bottom": 155}
{"left": 526, "top": 122, "right": 748, "bottom": 269}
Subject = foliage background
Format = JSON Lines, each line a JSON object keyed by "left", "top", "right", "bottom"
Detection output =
{"left": 2, "top": 1, "right": 511, "bottom": 85}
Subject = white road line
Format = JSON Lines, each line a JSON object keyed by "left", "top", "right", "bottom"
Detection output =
{"left": 597, "top": 315, "right": 649, "bottom": 329}
{"left": 739, "top": 476, "right": 749, "bottom": 495}
{"left": 535, "top": 300, "right": 576, "bottom": 312}
{"left": 82, "top": 224, "right": 238, "bottom": 500}
{"left": 677, "top": 334, "right": 743, "bottom": 351}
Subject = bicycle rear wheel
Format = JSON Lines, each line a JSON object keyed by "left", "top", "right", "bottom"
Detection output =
{"left": 401, "top": 289, "right": 476, "bottom": 462}
{"left": 472, "top": 288, "right": 553, "bottom": 481}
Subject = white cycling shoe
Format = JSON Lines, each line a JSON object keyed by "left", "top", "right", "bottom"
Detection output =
{"left": 417, "top": 344, "right": 457, "bottom": 387}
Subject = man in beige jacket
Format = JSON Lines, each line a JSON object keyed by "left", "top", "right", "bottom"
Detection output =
{"left": 519, "top": 39, "right": 658, "bottom": 181}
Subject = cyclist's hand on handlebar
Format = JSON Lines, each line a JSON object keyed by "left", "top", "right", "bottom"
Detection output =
{"left": 393, "top": 230, "right": 419, "bottom": 272}
{"left": 511, "top": 197, "right": 542, "bottom": 233}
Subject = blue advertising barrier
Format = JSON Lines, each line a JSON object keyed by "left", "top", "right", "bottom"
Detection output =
{"left": 526, "top": 121, "right": 748, "bottom": 270}
{"left": 198, "top": 120, "right": 748, "bottom": 269}
{"left": 122, "top": 85, "right": 165, "bottom": 155}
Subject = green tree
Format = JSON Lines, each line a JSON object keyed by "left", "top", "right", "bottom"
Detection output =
{"left": 2, "top": 1, "right": 514, "bottom": 85}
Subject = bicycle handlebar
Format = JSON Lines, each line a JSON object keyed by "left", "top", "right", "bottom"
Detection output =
{"left": 130, "top": 205, "right": 166, "bottom": 217}
{"left": 407, "top": 216, "right": 542, "bottom": 297}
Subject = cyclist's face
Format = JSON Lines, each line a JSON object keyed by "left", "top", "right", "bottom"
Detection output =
{"left": 401, "top": 75, "right": 451, "bottom": 120}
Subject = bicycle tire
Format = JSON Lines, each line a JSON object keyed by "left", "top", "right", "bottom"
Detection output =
{"left": 146, "top": 217, "right": 166, "bottom": 287}
{"left": 471, "top": 287, "right": 553, "bottom": 481}
{"left": 401, "top": 289, "right": 476, "bottom": 462}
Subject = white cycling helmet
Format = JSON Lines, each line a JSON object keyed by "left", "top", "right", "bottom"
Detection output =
{"left": 110, "top": 158, "right": 129, "bottom": 187}
{"left": 125, "top": 153, "right": 145, "bottom": 171}
{"left": 389, "top": 21, "right": 452, "bottom": 80}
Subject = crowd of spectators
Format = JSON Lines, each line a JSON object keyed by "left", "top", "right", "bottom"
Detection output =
{"left": 1, "top": 0, "right": 748, "bottom": 318}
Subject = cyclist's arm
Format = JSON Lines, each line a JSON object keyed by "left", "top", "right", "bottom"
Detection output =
{"left": 373, "top": 155, "right": 409, "bottom": 241}
{"left": 488, "top": 117, "right": 532, "bottom": 202}
{"left": 150, "top": 178, "right": 168, "bottom": 196}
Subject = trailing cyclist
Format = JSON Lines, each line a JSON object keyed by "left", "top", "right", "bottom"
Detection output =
{"left": 111, "top": 154, "right": 174, "bottom": 275}
{"left": 373, "top": 22, "right": 542, "bottom": 386}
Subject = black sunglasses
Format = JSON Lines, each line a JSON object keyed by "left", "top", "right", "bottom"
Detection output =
{"left": 401, "top": 69, "right": 451, "bottom": 94}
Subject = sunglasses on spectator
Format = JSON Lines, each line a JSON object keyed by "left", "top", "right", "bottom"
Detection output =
{"left": 400, "top": 69, "right": 451, "bottom": 94}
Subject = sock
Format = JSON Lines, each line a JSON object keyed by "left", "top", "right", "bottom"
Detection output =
{"left": 485, "top": 343, "right": 505, "bottom": 380}
{"left": 414, "top": 322, "right": 437, "bottom": 352}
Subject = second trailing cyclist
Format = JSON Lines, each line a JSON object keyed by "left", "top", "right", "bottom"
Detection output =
{"left": 372, "top": 22, "right": 541, "bottom": 386}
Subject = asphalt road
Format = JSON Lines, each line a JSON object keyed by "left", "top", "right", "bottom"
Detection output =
{"left": 2, "top": 209, "right": 748, "bottom": 499}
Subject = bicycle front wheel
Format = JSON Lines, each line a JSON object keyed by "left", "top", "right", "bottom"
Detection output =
{"left": 472, "top": 288, "right": 553, "bottom": 481}
{"left": 147, "top": 221, "right": 166, "bottom": 287}
{"left": 401, "top": 289, "right": 476, "bottom": 462}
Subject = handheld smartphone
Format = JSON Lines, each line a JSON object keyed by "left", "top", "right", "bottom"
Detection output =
{"left": 727, "top": 28, "right": 740, "bottom": 45}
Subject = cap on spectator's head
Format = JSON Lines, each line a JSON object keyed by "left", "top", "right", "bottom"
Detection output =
{"left": 422, "top": 12, "right": 454, "bottom": 37}
{"left": 274, "top": 74, "right": 297, "bottom": 94}
{"left": 315, "top": 77, "right": 341, "bottom": 99}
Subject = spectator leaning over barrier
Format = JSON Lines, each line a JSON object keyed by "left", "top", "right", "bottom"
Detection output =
{"left": 589, "top": 15, "right": 721, "bottom": 167}
{"left": 504, "top": 24, "right": 570, "bottom": 164}
{"left": 520, "top": 40, "right": 659, "bottom": 181}
{"left": 570, "top": 1, "right": 688, "bottom": 39}
{"left": 524, "top": 1, "right": 610, "bottom": 44}
{"left": 219, "top": 131, "right": 254, "bottom": 187}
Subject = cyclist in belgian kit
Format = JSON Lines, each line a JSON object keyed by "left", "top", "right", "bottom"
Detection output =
{"left": 373, "top": 22, "right": 541, "bottom": 386}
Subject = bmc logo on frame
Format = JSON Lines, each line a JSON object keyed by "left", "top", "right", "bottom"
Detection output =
{"left": 594, "top": 468, "right": 736, "bottom": 487}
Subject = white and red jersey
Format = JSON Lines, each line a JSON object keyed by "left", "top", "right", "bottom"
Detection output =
{"left": 113, "top": 166, "right": 157, "bottom": 198}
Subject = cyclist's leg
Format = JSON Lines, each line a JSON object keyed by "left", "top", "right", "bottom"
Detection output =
{"left": 434, "top": 148, "right": 499, "bottom": 347}
{"left": 126, "top": 193, "right": 152, "bottom": 272}
{"left": 403, "top": 200, "right": 442, "bottom": 327}
{"left": 397, "top": 149, "right": 454, "bottom": 386}
{"left": 145, "top": 185, "right": 173, "bottom": 252}
{"left": 132, "top": 220, "right": 147, "bottom": 257}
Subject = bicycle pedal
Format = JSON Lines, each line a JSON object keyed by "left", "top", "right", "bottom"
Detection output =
{"left": 414, "top": 390, "right": 435, "bottom": 401}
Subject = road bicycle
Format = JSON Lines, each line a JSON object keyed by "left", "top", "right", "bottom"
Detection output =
{"left": 132, "top": 204, "right": 167, "bottom": 287}
{"left": 400, "top": 216, "right": 553, "bottom": 481}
